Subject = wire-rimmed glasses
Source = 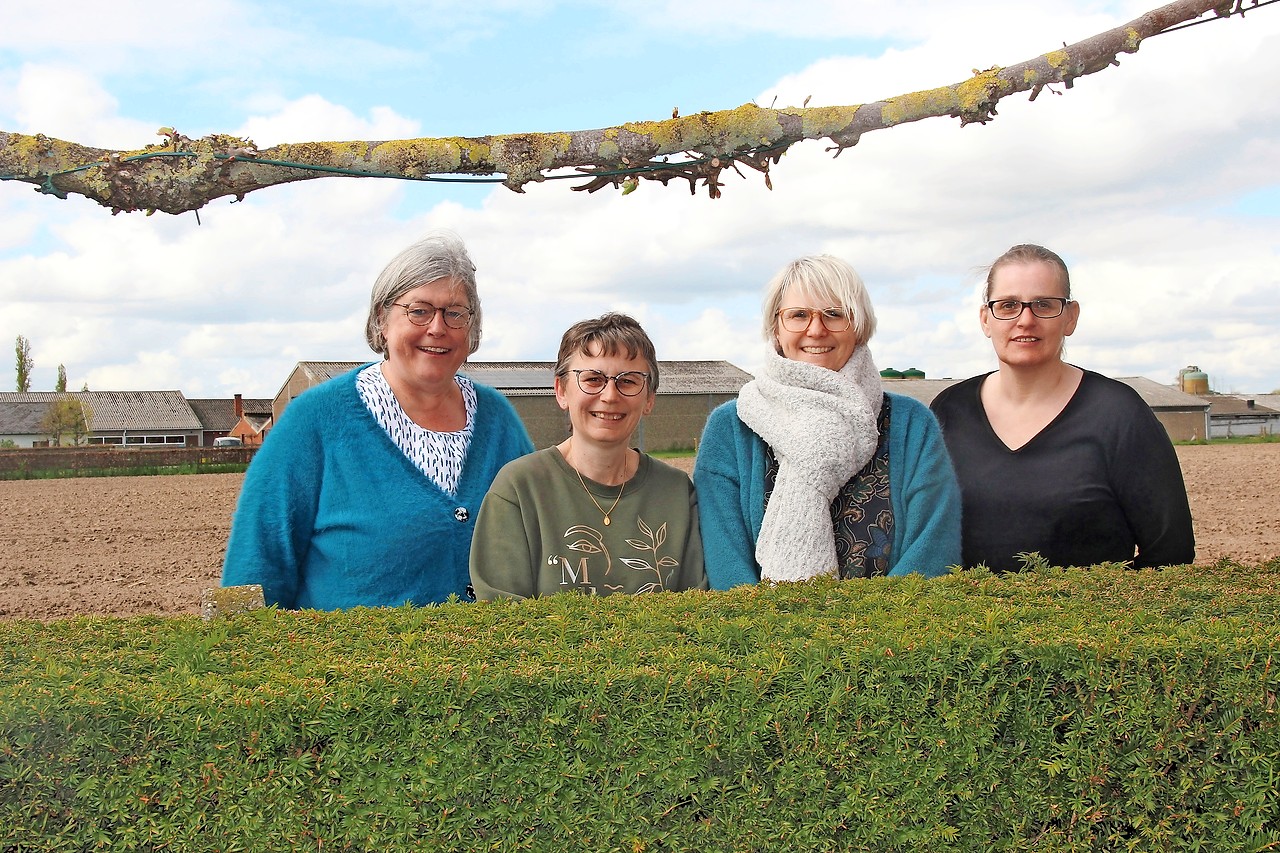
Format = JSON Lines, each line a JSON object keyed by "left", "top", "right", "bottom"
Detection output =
{"left": 985, "top": 298, "right": 1071, "bottom": 320}
{"left": 392, "top": 301, "right": 474, "bottom": 329}
{"left": 567, "top": 369, "right": 650, "bottom": 397}
{"left": 775, "top": 307, "right": 853, "bottom": 333}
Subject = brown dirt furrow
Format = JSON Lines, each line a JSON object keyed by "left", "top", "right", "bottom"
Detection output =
{"left": 0, "top": 446, "right": 1275, "bottom": 620}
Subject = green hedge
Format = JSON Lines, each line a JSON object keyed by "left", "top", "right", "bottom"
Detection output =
{"left": 3, "top": 560, "right": 1279, "bottom": 851}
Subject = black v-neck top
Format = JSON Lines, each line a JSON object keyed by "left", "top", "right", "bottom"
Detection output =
{"left": 930, "top": 369, "right": 1195, "bottom": 572}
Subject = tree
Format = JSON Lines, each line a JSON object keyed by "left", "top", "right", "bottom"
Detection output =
{"left": 40, "top": 397, "right": 93, "bottom": 447}
{"left": 73, "top": 400, "right": 94, "bottom": 446}
{"left": 0, "top": 0, "right": 1261, "bottom": 214}
{"left": 55, "top": 364, "right": 67, "bottom": 393}
{"left": 14, "top": 335, "right": 32, "bottom": 393}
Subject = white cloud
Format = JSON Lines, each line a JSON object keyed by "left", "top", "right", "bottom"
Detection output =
{"left": 2, "top": 1, "right": 1279, "bottom": 400}
{"left": 10, "top": 64, "right": 156, "bottom": 147}
{"left": 237, "top": 95, "right": 422, "bottom": 147}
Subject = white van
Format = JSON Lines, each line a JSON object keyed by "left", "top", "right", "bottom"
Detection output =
{"left": 213, "top": 436, "right": 243, "bottom": 448}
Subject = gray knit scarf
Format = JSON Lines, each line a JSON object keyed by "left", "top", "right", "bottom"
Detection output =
{"left": 736, "top": 346, "right": 882, "bottom": 582}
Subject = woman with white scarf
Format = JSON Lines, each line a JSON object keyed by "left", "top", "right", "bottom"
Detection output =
{"left": 694, "top": 255, "right": 962, "bottom": 586}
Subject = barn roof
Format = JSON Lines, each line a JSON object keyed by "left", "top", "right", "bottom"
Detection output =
{"left": 0, "top": 397, "right": 57, "bottom": 434}
{"left": 0, "top": 391, "right": 203, "bottom": 432}
{"left": 1248, "top": 394, "right": 1280, "bottom": 411}
{"left": 1198, "top": 394, "right": 1280, "bottom": 416}
{"left": 299, "top": 361, "right": 365, "bottom": 384}
{"left": 188, "top": 397, "right": 274, "bottom": 430}
{"left": 288, "top": 360, "right": 752, "bottom": 397}
{"left": 460, "top": 361, "right": 753, "bottom": 396}
{"left": 878, "top": 376, "right": 1211, "bottom": 411}
{"left": 1116, "top": 377, "right": 1211, "bottom": 411}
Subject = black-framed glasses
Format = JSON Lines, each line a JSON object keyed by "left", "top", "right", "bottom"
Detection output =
{"left": 776, "top": 307, "right": 853, "bottom": 333}
{"left": 986, "top": 298, "right": 1071, "bottom": 320}
{"left": 391, "top": 301, "right": 474, "bottom": 329}
{"left": 567, "top": 369, "right": 650, "bottom": 397}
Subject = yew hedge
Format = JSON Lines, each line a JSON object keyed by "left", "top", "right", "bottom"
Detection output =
{"left": 2, "top": 559, "right": 1278, "bottom": 852}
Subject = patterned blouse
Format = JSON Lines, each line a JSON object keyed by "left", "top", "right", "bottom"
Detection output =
{"left": 355, "top": 363, "right": 476, "bottom": 496}
{"left": 765, "top": 393, "right": 895, "bottom": 579}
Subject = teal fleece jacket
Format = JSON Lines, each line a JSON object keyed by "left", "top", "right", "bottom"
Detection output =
{"left": 221, "top": 365, "right": 533, "bottom": 610}
{"left": 693, "top": 392, "right": 961, "bottom": 588}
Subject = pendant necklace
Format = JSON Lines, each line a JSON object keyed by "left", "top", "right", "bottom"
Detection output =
{"left": 569, "top": 440, "right": 628, "bottom": 526}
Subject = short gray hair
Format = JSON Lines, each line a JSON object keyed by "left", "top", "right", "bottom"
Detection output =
{"left": 761, "top": 254, "right": 877, "bottom": 349}
{"left": 364, "top": 231, "right": 482, "bottom": 356}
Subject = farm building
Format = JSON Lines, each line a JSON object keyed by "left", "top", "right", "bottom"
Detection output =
{"left": 875, "top": 375, "right": 1210, "bottom": 444}
{"left": 272, "top": 360, "right": 754, "bottom": 451}
{"left": 1197, "top": 394, "right": 1280, "bottom": 439}
{"left": 0, "top": 391, "right": 204, "bottom": 448}
{"left": 188, "top": 394, "right": 273, "bottom": 447}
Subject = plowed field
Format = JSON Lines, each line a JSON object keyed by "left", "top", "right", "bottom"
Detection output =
{"left": 1, "top": 444, "right": 1276, "bottom": 620}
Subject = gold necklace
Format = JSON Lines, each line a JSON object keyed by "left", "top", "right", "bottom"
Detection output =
{"left": 568, "top": 441, "right": 628, "bottom": 526}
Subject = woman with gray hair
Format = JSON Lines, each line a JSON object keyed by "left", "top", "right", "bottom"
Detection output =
{"left": 222, "top": 230, "right": 533, "bottom": 609}
{"left": 694, "top": 254, "right": 961, "bottom": 587}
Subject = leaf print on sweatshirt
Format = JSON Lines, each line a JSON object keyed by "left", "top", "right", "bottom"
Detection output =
{"left": 622, "top": 517, "right": 680, "bottom": 593}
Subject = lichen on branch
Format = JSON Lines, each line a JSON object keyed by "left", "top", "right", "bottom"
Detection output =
{"left": 0, "top": 0, "right": 1257, "bottom": 215}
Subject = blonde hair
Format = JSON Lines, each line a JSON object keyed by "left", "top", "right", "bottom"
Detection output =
{"left": 761, "top": 254, "right": 876, "bottom": 349}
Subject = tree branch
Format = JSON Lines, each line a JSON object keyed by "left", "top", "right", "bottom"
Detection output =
{"left": 0, "top": 0, "right": 1255, "bottom": 215}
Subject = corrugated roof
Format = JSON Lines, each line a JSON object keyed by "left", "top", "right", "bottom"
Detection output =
{"left": 460, "top": 361, "right": 753, "bottom": 394}
{"left": 188, "top": 398, "right": 274, "bottom": 430}
{"left": 302, "top": 362, "right": 366, "bottom": 383}
{"left": 460, "top": 363, "right": 555, "bottom": 390}
{"left": 879, "top": 376, "right": 1210, "bottom": 411}
{"left": 1199, "top": 395, "right": 1279, "bottom": 416}
{"left": 84, "top": 391, "right": 202, "bottom": 430}
{"left": 1117, "top": 377, "right": 1210, "bottom": 410}
{"left": 0, "top": 397, "right": 60, "bottom": 434}
{"left": 879, "top": 379, "right": 956, "bottom": 406}
{"left": 291, "top": 360, "right": 753, "bottom": 395}
{"left": 0, "top": 391, "right": 202, "bottom": 433}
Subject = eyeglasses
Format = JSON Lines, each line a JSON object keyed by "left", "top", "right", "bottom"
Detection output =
{"left": 776, "top": 307, "right": 853, "bottom": 333}
{"left": 567, "top": 369, "right": 650, "bottom": 397}
{"left": 392, "top": 301, "right": 474, "bottom": 329}
{"left": 986, "top": 298, "right": 1071, "bottom": 320}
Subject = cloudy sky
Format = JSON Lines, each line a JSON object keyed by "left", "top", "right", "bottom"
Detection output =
{"left": 2, "top": 0, "right": 1278, "bottom": 399}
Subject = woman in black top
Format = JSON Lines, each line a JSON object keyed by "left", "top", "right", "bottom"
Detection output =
{"left": 930, "top": 244, "right": 1194, "bottom": 572}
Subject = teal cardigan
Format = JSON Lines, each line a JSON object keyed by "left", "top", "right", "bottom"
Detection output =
{"left": 693, "top": 392, "right": 961, "bottom": 588}
{"left": 221, "top": 366, "right": 533, "bottom": 610}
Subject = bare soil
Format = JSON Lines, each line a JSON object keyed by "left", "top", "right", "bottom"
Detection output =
{"left": 1, "top": 445, "right": 1277, "bottom": 621}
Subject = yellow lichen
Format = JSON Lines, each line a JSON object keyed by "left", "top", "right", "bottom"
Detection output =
{"left": 800, "top": 105, "right": 861, "bottom": 138}
{"left": 881, "top": 87, "right": 958, "bottom": 127}
{"left": 1046, "top": 49, "right": 1070, "bottom": 69}
{"left": 619, "top": 104, "right": 786, "bottom": 155}
{"left": 1125, "top": 27, "right": 1142, "bottom": 50}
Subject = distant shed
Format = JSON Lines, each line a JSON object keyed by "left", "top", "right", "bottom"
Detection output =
{"left": 0, "top": 391, "right": 202, "bottom": 447}
{"left": 1199, "top": 394, "right": 1280, "bottom": 439}
{"left": 881, "top": 375, "right": 1210, "bottom": 444}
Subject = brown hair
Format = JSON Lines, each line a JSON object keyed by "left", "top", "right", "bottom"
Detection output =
{"left": 984, "top": 244, "right": 1071, "bottom": 301}
{"left": 554, "top": 313, "right": 659, "bottom": 391}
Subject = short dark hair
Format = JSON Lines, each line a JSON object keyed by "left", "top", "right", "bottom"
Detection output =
{"left": 554, "top": 313, "right": 659, "bottom": 392}
{"left": 985, "top": 244, "right": 1071, "bottom": 301}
